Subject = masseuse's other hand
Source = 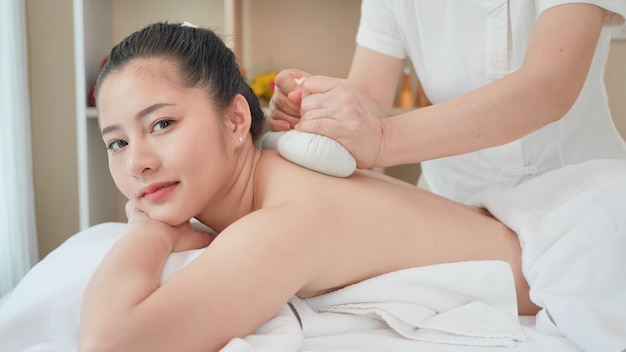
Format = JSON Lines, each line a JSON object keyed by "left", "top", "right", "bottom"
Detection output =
{"left": 297, "top": 76, "right": 383, "bottom": 169}
{"left": 125, "top": 201, "right": 216, "bottom": 252}
{"left": 269, "top": 68, "right": 311, "bottom": 131}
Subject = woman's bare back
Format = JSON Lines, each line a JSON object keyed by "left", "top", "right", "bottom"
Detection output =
{"left": 255, "top": 151, "right": 537, "bottom": 314}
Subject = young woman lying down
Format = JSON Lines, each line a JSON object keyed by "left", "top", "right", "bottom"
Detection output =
{"left": 80, "top": 22, "right": 538, "bottom": 352}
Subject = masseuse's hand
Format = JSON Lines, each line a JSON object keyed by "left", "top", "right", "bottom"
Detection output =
{"left": 268, "top": 68, "right": 311, "bottom": 131}
{"left": 296, "top": 76, "right": 384, "bottom": 169}
{"left": 125, "top": 201, "right": 216, "bottom": 253}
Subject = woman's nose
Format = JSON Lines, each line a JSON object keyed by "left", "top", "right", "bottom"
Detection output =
{"left": 126, "top": 141, "right": 159, "bottom": 177}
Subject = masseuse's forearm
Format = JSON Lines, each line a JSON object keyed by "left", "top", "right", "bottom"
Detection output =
{"left": 376, "top": 69, "right": 568, "bottom": 167}
{"left": 80, "top": 221, "right": 172, "bottom": 350}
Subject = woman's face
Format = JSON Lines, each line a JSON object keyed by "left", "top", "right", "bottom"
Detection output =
{"left": 97, "top": 59, "right": 236, "bottom": 226}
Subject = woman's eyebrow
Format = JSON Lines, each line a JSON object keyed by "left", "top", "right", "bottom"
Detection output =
{"left": 100, "top": 103, "right": 175, "bottom": 135}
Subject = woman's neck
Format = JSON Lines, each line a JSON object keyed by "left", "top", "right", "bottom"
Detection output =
{"left": 195, "top": 146, "right": 263, "bottom": 233}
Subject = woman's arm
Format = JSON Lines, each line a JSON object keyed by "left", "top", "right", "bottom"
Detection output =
{"left": 296, "top": 4, "right": 606, "bottom": 168}
{"left": 79, "top": 218, "right": 214, "bottom": 351}
{"left": 79, "top": 206, "right": 321, "bottom": 352}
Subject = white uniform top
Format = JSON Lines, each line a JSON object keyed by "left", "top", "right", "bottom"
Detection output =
{"left": 357, "top": 0, "right": 626, "bottom": 204}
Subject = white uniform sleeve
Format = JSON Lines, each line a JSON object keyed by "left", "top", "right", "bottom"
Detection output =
{"left": 355, "top": 0, "right": 406, "bottom": 59}
{"left": 536, "top": 0, "right": 625, "bottom": 26}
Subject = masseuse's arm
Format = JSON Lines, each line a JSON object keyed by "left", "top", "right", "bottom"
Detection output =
{"left": 295, "top": 4, "right": 606, "bottom": 169}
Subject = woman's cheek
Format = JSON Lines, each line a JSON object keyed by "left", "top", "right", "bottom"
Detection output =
{"left": 109, "top": 163, "right": 132, "bottom": 201}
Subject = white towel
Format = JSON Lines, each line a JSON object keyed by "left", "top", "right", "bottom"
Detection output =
{"left": 481, "top": 159, "right": 626, "bottom": 352}
{"left": 222, "top": 260, "right": 526, "bottom": 351}
{"left": 221, "top": 261, "right": 526, "bottom": 351}
{"left": 0, "top": 222, "right": 124, "bottom": 352}
{"left": 292, "top": 261, "right": 525, "bottom": 347}
{"left": 220, "top": 304, "right": 303, "bottom": 352}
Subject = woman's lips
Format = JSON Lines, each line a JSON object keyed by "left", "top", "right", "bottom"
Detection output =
{"left": 139, "top": 182, "right": 179, "bottom": 202}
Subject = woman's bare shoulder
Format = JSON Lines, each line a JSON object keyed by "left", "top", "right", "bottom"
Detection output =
{"left": 252, "top": 149, "right": 444, "bottom": 223}
{"left": 256, "top": 149, "right": 413, "bottom": 190}
{"left": 253, "top": 150, "right": 352, "bottom": 202}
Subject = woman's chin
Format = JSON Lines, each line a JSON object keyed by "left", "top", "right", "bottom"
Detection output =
{"left": 148, "top": 212, "right": 191, "bottom": 228}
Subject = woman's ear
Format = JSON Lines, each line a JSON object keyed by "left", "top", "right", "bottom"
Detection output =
{"left": 227, "top": 94, "right": 252, "bottom": 144}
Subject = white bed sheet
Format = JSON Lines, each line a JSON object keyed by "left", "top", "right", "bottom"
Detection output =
{"left": 0, "top": 222, "right": 579, "bottom": 352}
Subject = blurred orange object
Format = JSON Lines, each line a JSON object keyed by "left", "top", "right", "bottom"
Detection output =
{"left": 398, "top": 67, "right": 413, "bottom": 108}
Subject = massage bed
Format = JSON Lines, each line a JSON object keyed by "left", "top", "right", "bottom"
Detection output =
{"left": 1, "top": 159, "right": 625, "bottom": 351}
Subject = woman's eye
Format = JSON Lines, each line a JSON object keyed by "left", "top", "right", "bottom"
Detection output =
{"left": 107, "top": 140, "right": 127, "bottom": 151}
{"left": 153, "top": 119, "right": 174, "bottom": 132}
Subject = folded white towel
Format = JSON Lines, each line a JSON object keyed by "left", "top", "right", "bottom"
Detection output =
{"left": 221, "top": 260, "right": 526, "bottom": 351}
{"left": 292, "top": 261, "right": 525, "bottom": 348}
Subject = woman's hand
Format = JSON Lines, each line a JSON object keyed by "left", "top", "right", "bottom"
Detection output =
{"left": 268, "top": 68, "right": 311, "bottom": 131}
{"left": 125, "top": 201, "right": 215, "bottom": 253}
{"left": 295, "top": 76, "right": 384, "bottom": 169}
